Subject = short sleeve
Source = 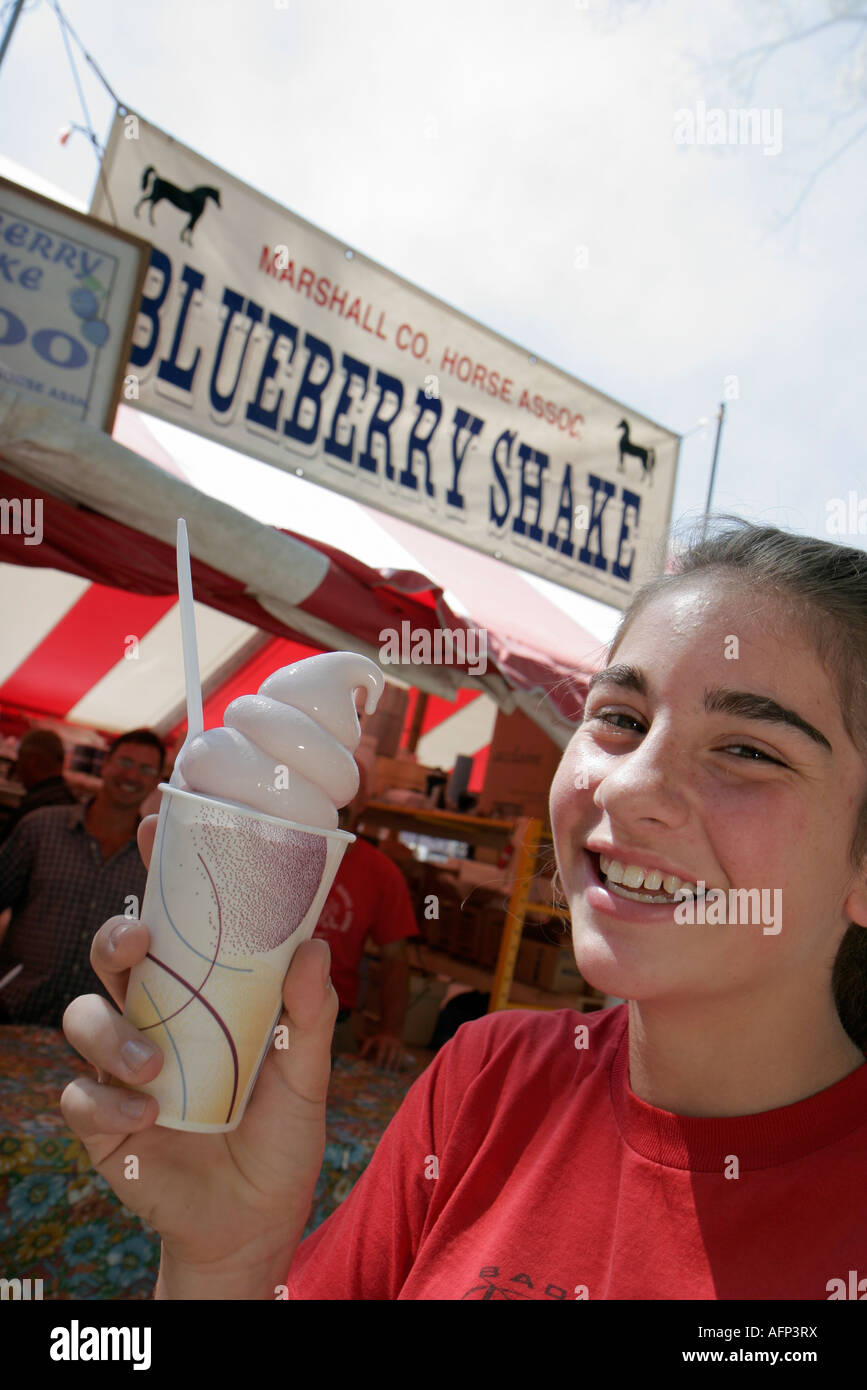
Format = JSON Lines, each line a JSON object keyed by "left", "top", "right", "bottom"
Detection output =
{"left": 370, "top": 856, "right": 420, "bottom": 948}
{"left": 285, "top": 1009, "right": 514, "bottom": 1299}
{"left": 286, "top": 1047, "right": 443, "bottom": 1298}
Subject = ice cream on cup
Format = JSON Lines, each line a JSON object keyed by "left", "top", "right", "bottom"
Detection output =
{"left": 122, "top": 651, "right": 385, "bottom": 1132}
{"left": 176, "top": 651, "right": 383, "bottom": 829}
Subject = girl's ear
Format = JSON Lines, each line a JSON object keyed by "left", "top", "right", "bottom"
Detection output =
{"left": 843, "top": 869, "right": 867, "bottom": 931}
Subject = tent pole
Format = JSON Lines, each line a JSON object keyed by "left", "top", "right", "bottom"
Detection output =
{"left": 406, "top": 691, "right": 429, "bottom": 754}
{"left": 701, "top": 401, "right": 726, "bottom": 538}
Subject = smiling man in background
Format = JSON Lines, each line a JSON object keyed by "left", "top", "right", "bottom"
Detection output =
{"left": 0, "top": 728, "right": 164, "bottom": 1026}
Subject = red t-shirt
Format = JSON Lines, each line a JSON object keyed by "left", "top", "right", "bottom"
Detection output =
{"left": 287, "top": 1003, "right": 867, "bottom": 1299}
{"left": 312, "top": 836, "right": 420, "bottom": 1010}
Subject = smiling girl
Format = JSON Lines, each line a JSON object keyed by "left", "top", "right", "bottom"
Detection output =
{"left": 62, "top": 517, "right": 867, "bottom": 1300}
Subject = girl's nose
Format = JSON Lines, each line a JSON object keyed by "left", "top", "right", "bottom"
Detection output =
{"left": 593, "top": 731, "right": 691, "bottom": 828}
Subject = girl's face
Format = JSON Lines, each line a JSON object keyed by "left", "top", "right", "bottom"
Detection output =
{"left": 549, "top": 577, "right": 867, "bottom": 1007}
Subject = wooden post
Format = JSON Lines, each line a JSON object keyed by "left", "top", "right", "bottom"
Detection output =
{"left": 405, "top": 690, "right": 429, "bottom": 755}
{"left": 488, "top": 817, "right": 541, "bottom": 1012}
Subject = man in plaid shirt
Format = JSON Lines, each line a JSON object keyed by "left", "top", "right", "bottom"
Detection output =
{"left": 0, "top": 729, "right": 164, "bottom": 1027}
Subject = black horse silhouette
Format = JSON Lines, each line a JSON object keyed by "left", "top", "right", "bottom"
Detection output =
{"left": 617, "top": 419, "right": 655, "bottom": 484}
{"left": 134, "top": 166, "right": 221, "bottom": 245}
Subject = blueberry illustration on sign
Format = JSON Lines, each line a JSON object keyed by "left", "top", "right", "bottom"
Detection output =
{"left": 69, "top": 286, "right": 99, "bottom": 320}
{"left": 82, "top": 320, "right": 110, "bottom": 346}
{"left": 68, "top": 273, "right": 111, "bottom": 349}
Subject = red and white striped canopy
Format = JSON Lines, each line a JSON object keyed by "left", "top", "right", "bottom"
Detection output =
{"left": 0, "top": 385, "right": 607, "bottom": 780}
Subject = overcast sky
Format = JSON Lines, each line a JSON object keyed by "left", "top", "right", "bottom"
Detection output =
{"left": 1, "top": 0, "right": 865, "bottom": 641}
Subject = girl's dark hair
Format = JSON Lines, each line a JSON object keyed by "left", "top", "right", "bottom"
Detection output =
{"left": 606, "top": 514, "right": 867, "bottom": 1052}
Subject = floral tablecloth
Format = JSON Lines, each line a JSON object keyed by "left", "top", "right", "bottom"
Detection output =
{"left": 0, "top": 1026, "right": 429, "bottom": 1299}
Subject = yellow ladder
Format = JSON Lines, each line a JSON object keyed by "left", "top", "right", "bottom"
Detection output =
{"left": 488, "top": 817, "right": 571, "bottom": 1013}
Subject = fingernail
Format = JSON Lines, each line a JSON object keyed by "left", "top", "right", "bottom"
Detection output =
{"left": 111, "top": 921, "right": 135, "bottom": 951}
{"left": 121, "top": 1039, "right": 155, "bottom": 1071}
{"left": 320, "top": 949, "right": 332, "bottom": 987}
{"left": 121, "top": 1096, "right": 147, "bottom": 1118}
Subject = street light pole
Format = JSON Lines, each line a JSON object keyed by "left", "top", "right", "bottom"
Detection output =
{"left": 701, "top": 401, "right": 726, "bottom": 538}
{"left": 0, "top": 0, "right": 26, "bottom": 77}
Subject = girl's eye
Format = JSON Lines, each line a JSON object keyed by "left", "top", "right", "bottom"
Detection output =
{"left": 586, "top": 712, "right": 788, "bottom": 768}
{"left": 586, "top": 711, "right": 644, "bottom": 733}
{"left": 726, "top": 744, "right": 786, "bottom": 767}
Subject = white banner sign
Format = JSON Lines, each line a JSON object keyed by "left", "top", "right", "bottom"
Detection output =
{"left": 0, "top": 177, "right": 148, "bottom": 430}
{"left": 92, "top": 108, "right": 680, "bottom": 605}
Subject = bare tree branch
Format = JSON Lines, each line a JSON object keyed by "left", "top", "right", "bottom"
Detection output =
{"left": 773, "top": 116, "right": 867, "bottom": 229}
{"left": 608, "top": 1, "right": 867, "bottom": 224}
{"left": 726, "top": 15, "right": 867, "bottom": 100}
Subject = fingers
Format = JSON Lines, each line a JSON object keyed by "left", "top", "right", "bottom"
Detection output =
{"left": 63, "top": 991, "right": 164, "bottom": 1089}
{"left": 88, "top": 913, "right": 150, "bottom": 1010}
{"left": 137, "top": 814, "right": 158, "bottom": 870}
{"left": 60, "top": 1074, "right": 158, "bottom": 1164}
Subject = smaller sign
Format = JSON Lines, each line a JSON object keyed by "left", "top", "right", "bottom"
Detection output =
{"left": 0, "top": 177, "right": 149, "bottom": 430}
{"left": 479, "top": 707, "right": 563, "bottom": 821}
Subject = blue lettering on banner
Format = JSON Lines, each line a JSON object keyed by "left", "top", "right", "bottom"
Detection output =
{"left": 399, "top": 389, "right": 441, "bottom": 498}
{"left": 444, "top": 407, "right": 481, "bottom": 509}
{"left": 284, "top": 332, "right": 333, "bottom": 444}
{"left": 323, "top": 353, "right": 370, "bottom": 462}
{"left": 546, "top": 463, "right": 575, "bottom": 557}
{"left": 209, "top": 289, "right": 263, "bottom": 414}
{"left": 512, "top": 442, "right": 549, "bottom": 542}
{"left": 578, "top": 473, "right": 616, "bottom": 572}
{"left": 489, "top": 429, "right": 513, "bottom": 526}
{"left": 120, "top": 249, "right": 650, "bottom": 592}
{"left": 613, "top": 487, "right": 641, "bottom": 581}
{"left": 158, "top": 264, "right": 205, "bottom": 391}
{"left": 358, "top": 369, "right": 403, "bottom": 479}
{"left": 130, "top": 247, "right": 172, "bottom": 370}
{"left": 247, "top": 312, "right": 301, "bottom": 430}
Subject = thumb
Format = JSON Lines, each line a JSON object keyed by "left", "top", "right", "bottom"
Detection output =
{"left": 241, "top": 936, "right": 338, "bottom": 1142}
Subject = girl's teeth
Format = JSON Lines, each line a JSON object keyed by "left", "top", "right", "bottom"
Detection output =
{"left": 598, "top": 853, "right": 696, "bottom": 896}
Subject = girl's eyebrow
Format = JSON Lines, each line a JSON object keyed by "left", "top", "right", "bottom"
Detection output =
{"left": 586, "top": 664, "right": 833, "bottom": 754}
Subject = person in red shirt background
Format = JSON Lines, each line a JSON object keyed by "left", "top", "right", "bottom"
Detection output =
{"left": 314, "top": 763, "right": 420, "bottom": 1070}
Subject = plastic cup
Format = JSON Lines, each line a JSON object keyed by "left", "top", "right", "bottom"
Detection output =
{"left": 122, "top": 783, "right": 352, "bottom": 1132}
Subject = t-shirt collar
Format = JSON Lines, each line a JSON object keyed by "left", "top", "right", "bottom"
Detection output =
{"left": 609, "top": 1009, "right": 867, "bottom": 1171}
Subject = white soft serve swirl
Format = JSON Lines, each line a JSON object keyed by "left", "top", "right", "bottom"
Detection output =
{"left": 176, "top": 651, "right": 385, "bottom": 830}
